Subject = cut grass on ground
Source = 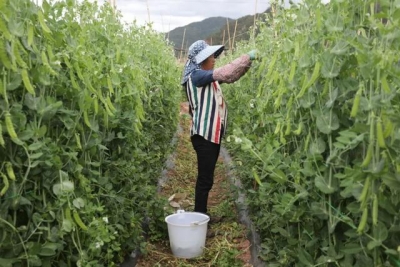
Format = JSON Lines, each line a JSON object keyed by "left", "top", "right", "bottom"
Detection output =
{"left": 136, "top": 103, "right": 252, "bottom": 267}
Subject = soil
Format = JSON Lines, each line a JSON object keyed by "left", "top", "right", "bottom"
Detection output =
{"left": 135, "top": 102, "right": 252, "bottom": 267}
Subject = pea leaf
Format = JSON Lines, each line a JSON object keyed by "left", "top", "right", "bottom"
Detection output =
{"left": 28, "top": 142, "right": 44, "bottom": 151}
{"left": 310, "top": 138, "right": 326, "bottom": 154}
{"left": 325, "top": 14, "right": 344, "bottom": 32}
{"left": 8, "top": 19, "right": 24, "bottom": 37}
{"left": 28, "top": 256, "right": 42, "bottom": 267}
{"left": 53, "top": 181, "right": 74, "bottom": 195}
{"left": 73, "top": 197, "right": 85, "bottom": 209}
{"left": 24, "top": 94, "right": 40, "bottom": 110}
{"left": 325, "top": 88, "right": 338, "bottom": 108}
{"left": 315, "top": 175, "right": 337, "bottom": 194}
{"left": 6, "top": 73, "right": 22, "bottom": 91}
{"left": 27, "top": 242, "right": 42, "bottom": 256}
{"left": 299, "top": 93, "right": 315, "bottom": 108}
{"left": 62, "top": 219, "right": 73, "bottom": 232}
{"left": 374, "top": 223, "right": 388, "bottom": 242}
{"left": 316, "top": 112, "right": 339, "bottom": 134}
{"left": 298, "top": 249, "right": 314, "bottom": 266}
{"left": 269, "top": 169, "right": 288, "bottom": 184}
{"left": 39, "top": 242, "right": 58, "bottom": 257}
{"left": 340, "top": 243, "right": 364, "bottom": 254}
{"left": 321, "top": 53, "right": 342, "bottom": 78}
{"left": 367, "top": 240, "right": 381, "bottom": 250}
{"left": 317, "top": 255, "right": 336, "bottom": 264}
{"left": 330, "top": 40, "right": 349, "bottom": 55}
{"left": 381, "top": 173, "right": 400, "bottom": 190}
{"left": 0, "top": 258, "right": 20, "bottom": 267}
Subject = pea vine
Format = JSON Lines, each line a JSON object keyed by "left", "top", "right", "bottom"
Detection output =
{"left": 0, "top": 0, "right": 180, "bottom": 266}
{"left": 224, "top": 0, "right": 400, "bottom": 266}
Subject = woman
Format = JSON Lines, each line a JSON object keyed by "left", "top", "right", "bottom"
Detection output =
{"left": 181, "top": 40, "right": 256, "bottom": 218}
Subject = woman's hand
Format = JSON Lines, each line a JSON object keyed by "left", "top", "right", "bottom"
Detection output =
{"left": 247, "top": 50, "right": 258, "bottom": 60}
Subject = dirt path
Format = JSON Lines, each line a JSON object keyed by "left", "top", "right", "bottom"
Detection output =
{"left": 136, "top": 102, "right": 252, "bottom": 267}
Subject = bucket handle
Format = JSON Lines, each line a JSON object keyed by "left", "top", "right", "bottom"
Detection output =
{"left": 190, "top": 218, "right": 209, "bottom": 226}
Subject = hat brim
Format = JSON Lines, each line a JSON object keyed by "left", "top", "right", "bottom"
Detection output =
{"left": 195, "top": 45, "right": 225, "bottom": 64}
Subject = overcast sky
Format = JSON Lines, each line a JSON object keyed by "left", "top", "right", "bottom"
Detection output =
{"left": 114, "top": 0, "right": 272, "bottom": 32}
{"left": 35, "top": 0, "right": 274, "bottom": 32}
{"left": 35, "top": 0, "right": 329, "bottom": 33}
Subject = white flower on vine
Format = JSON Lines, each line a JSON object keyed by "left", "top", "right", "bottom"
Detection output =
{"left": 102, "top": 217, "right": 109, "bottom": 223}
{"left": 234, "top": 137, "right": 242, "bottom": 143}
{"left": 249, "top": 100, "right": 255, "bottom": 108}
{"left": 95, "top": 242, "right": 102, "bottom": 248}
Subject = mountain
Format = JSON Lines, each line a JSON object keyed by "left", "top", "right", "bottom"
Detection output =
{"left": 166, "top": 9, "right": 271, "bottom": 59}
{"left": 166, "top": 17, "right": 234, "bottom": 57}
{"left": 206, "top": 9, "right": 271, "bottom": 50}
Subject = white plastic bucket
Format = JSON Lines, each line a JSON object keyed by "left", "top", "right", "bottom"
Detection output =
{"left": 165, "top": 212, "right": 210, "bottom": 258}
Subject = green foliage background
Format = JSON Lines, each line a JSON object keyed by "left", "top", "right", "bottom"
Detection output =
{"left": 223, "top": 0, "right": 400, "bottom": 266}
{"left": 0, "top": 0, "right": 180, "bottom": 266}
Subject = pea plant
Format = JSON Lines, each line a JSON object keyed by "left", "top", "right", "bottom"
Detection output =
{"left": 0, "top": 0, "right": 180, "bottom": 266}
{"left": 224, "top": 0, "right": 400, "bottom": 266}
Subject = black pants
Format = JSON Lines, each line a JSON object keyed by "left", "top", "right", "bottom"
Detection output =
{"left": 191, "top": 134, "right": 221, "bottom": 214}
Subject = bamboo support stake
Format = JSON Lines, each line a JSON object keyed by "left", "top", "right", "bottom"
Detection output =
{"left": 179, "top": 28, "right": 186, "bottom": 61}
{"left": 146, "top": 0, "right": 151, "bottom": 23}
{"left": 185, "top": 42, "right": 189, "bottom": 61}
{"left": 108, "top": 0, "right": 116, "bottom": 14}
{"left": 252, "top": 0, "right": 258, "bottom": 43}
{"left": 272, "top": 2, "right": 277, "bottom": 38}
{"left": 222, "top": 29, "right": 225, "bottom": 46}
{"left": 232, "top": 20, "right": 238, "bottom": 51}
{"left": 226, "top": 18, "right": 231, "bottom": 52}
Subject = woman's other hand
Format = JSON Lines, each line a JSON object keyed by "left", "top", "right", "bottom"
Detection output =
{"left": 247, "top": 49, "right": 258, "bottom": 60}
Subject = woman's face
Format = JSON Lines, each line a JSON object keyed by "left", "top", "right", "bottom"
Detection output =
{"left": 201, "top": 55, "right": 215, "bottom": 70}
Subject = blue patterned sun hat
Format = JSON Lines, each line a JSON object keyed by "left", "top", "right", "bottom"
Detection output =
{"left": 181, "top": 40, "right": 224, "bottom": 85}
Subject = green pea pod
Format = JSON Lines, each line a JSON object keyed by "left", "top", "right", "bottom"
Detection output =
{"left": 0, "top": 39, "right": 14, "bottom": 70}
{"left": 0, "top": 16, "right": 12, "bottom": 40}
{"left": 21, "top": 69, "right": 35, "bottom": 95}
{"left": 372, "top": 194, "right": 378, "bottom": 225}
{"left": 5, "top": 112, "right": 23, "bottom": 145}
{"left": 252, "top": 168, "right": 262, "bottom": 186}
{"left": 350, "top": 88, "right": 362, "bottom": 118}
{"left": 0, "top": 172, "right": 9, "bottom": 197}
{"left": 361, "top": 142, "right": 373, "bottom": 168}
{"left": 73, "top": 210, "right": 88, "bottom": 231}
{"left": 0, "top": 123, "right": 5, "bottom": 147}
{"left": 288, "top": 61, "right": 296, "bottom": 82}
{"left": 357, "top": 207, "right": 368, "bottom": 234}
{"left": 359, "top": 175, "right": 371, "bottom": 209}
{"left": 107, "top": 75, "right": 114, "bottom": 94}
{"left": 5, "top": 162, "right": 16, "bottom": 181}
{"left": 284, "top": 120, "right": 291, "bottom": 136}
{"left": 27, "top": 22, "right": 34, "bottom": 47}
{"left": 38, "top": 10, "right": 51, "bottom": 33}
{"left": 376, "top": 118, "right": 386, "bottom": 148}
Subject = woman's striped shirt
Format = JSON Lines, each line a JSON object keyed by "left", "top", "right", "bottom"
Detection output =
{"left": 186, "top": 77, "right": 227, "bottom": 144}
{"left": 185, "top": 54, "right": 252, "bottom": 144}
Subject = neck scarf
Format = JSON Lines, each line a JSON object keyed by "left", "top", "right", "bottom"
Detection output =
{"left": 181, "top": 57, "right": 200, "bottom": 85}
{"left": 181, "top": 40, "right": 209, "bottom": 85}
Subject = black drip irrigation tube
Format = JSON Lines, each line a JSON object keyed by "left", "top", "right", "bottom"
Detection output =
{"left": 156, "top": 123, "right": 183, "bottom": 193}
{"left": 220, "top": 147, "right": 266, "bottom": 267}
{"left": 120, "top": 123, "right": 182, "bottom": 267}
